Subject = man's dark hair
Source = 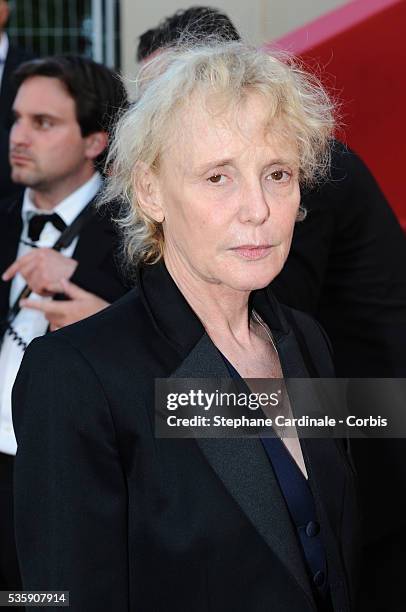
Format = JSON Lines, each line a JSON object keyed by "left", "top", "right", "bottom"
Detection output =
{"left": 137, "top": 6, "right": 240, "bottom": 62}
{"left": 13, "top": 55, "right": 128, "bottom": 172}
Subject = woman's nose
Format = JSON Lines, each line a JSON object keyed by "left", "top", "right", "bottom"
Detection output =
{"left": 238, "top": 179, "right": 270, "bottom": 225}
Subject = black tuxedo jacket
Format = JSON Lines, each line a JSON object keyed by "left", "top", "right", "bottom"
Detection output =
{"left": 0, "top": 192, "right": 128, "bottom": 332}
{"left": 0, "top": 44, "right": 33, "bottom": 199}
{"left": 272, "top": 140, "right": 406, "bottom": 377}
{"left": 13, "top": 261, "right": 360, "bottom": 612}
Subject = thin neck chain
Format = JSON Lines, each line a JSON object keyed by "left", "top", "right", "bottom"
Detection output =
{"left": 252, "top": 310, "right": 278, "bottom": 353}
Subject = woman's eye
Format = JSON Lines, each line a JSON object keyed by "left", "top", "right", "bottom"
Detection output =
{"left": 207, "top": 174, "right": 226, "bottom": 185}
{"left": 267, "top": 169, "right": 291, "bottom": 182}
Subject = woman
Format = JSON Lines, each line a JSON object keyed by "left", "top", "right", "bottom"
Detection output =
{"left": 13, "top": 42, "right": 359, "bottom": 611}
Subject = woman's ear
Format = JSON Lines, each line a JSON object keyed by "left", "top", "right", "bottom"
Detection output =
{"left": 133, "top": 161, "right": 165, "bottom": 222}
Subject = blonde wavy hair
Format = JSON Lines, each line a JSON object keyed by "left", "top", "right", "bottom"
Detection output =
{"left": 102, "top": 40, "right": 335, "bottom": 267}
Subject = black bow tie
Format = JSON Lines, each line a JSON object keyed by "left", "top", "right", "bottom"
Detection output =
{"left": 27, "top": 213, "right": 67, "bottom": 242}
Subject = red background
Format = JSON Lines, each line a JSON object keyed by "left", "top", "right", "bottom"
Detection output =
{"left": 266, "top": 0, "right": 406, "bottom": 228}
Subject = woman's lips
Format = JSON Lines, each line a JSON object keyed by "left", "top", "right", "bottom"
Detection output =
{"left": 231, "top": 245, "right": 273, "bottom": 260}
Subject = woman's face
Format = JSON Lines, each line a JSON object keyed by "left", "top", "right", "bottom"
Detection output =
{"left": 155, "top": 91, "right": 301, "bottom": 292}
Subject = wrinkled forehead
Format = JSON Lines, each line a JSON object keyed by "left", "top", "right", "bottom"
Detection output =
{"left": 158, "top": 87, "right": 299, "bottom": 170}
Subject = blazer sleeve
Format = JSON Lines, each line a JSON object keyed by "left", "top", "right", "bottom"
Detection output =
{"left": 12, "top": 334, "right": 129, "bottom": 611}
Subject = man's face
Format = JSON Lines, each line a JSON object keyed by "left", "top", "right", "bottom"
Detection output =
{"left": 9, "top": 76, "right": 93, "bottom": 191}
{"left": 153, "top": 91, "right": 301, "bottom": 292}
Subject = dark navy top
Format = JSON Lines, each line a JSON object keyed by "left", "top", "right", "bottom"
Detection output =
{"left": 221, "top": 354, "right": 332, "bottom": 610}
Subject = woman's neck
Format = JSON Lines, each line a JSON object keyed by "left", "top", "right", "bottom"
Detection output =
{"left": 164, "top": 254, "right": 253, "bottom": 348}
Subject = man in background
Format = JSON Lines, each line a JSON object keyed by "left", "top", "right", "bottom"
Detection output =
{"left": 0, "top": 0, "right": 33, "bottom": 198}
{"left": 137, "top": 5, "right": 239, "bottom": 62}
{"left": 0, "top": 55, "right": 128, "bottom": 591}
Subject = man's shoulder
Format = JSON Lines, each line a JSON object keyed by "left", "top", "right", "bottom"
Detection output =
{"left": 302, "top": 139, "right": 380, "bottom": 207}
{"left": 86, "top": 198, "right": 121, "bottom": 232}
{"left": 0, "top": 191, "right": 23, "bottom": 214}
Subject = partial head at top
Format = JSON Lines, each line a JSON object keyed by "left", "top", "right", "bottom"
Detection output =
{"left": 137, "top": 6, "right": 240, "bottom": 63}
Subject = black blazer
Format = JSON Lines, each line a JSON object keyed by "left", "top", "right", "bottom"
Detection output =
{"left": 13, "top": 261, "right": 360, "bottom": 612}
{"left": 0, "top": 192, "right": 128, "bottom": 332}
{"left": 272, "top": 141, "right": 406, "bottom": 378}
{"left": 0, "top": 44, "right": 34, "bottom": 199}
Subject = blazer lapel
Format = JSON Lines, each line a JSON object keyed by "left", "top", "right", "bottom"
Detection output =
{"left": 171, "top": 333, "right": 315, "bottom": 605}
{"left": 273, "top": 320, "right": 350, "bottom": 611}
{"left": 274, "top": 324, "right": 347, "bottom": 527}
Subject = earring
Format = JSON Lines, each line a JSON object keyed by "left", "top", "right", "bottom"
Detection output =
{"left": 296, "top": 206, "right": 307, "bottom": 222}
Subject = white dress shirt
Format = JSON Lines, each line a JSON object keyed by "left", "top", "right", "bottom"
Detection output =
{"left": 0, "top": 32, "right": 9, "bottom": 88}
{"left": 0, "top": 172, "right": 102, "bottom": 455}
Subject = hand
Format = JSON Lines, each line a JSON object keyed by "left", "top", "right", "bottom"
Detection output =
{"left": 19, "top": 278, "right": 110, "bottom": 331}
{"left": 2, "top": 248, "right": 78, "bottom": 296}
